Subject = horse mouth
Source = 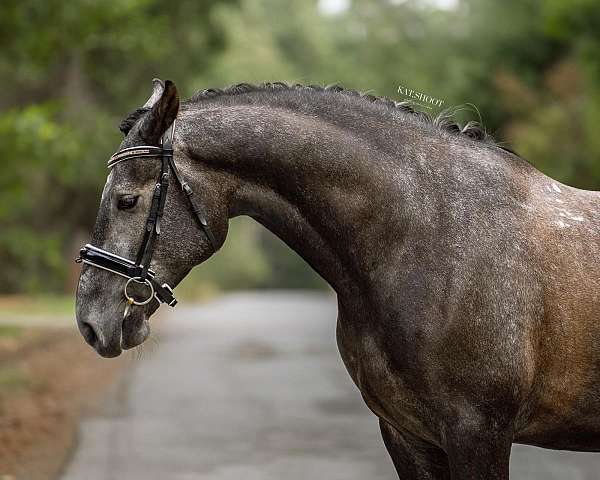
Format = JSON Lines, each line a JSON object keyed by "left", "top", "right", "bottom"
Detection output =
{"left": 76, "top": 294, "right": 154, "bottom": 358}
{"left": 121, "top": 308, "right": 151, "bottom": 351}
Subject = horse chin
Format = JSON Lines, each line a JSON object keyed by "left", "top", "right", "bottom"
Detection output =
{"left": 121, "top": 308, "right": 151, "bottom": 351}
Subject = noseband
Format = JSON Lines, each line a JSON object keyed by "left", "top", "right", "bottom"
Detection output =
{"left": 76, "top": 121, "right": 217, "bottom": 308}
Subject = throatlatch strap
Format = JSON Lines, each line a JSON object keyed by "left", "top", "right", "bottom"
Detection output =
{"left": 167, "top": 157, "right": 218, "bottom": 251}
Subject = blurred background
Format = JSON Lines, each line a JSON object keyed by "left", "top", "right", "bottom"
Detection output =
{"left": 1, "top": 0, "right": 599, "bottom": 478}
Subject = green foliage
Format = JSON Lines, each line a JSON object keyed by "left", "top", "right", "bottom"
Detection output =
{"left": 0, "top": 105, "right": 79, "bottom": 292}
{"left": 0, "top": 0, "right": 239, "bottom": 294}
{"left": 256, "top": 230, "right": 328, "bottom": 290}
{"left": 1, "top": 0, "right": 599, "bottom": 295}
{"left": 182, "top": 218, "right": 272, "bottom": 294}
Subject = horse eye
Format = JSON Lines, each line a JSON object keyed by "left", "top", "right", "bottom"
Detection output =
{"left": 117, "top": 195, "right": 139, "bottom": 210}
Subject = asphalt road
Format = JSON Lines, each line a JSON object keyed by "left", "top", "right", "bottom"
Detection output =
{"left": 62, "top": 292, "right": 600, "bottom": 480}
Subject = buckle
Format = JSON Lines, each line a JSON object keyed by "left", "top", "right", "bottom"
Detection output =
{"left": 159, "top": 283, "right": 178, "bottom": 307}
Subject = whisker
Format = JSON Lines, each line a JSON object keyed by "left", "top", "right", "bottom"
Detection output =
{"left": 128, "top": 332, "right": 161, "bottom": 361}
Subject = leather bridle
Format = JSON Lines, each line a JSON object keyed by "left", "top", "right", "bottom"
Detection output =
{"left": 76, "top": 121, "right": 217, "bottom": 308}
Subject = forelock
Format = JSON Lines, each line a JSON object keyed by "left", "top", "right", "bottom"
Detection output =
{"left": 119, "top": 107, "right": 150, "bottom": 135}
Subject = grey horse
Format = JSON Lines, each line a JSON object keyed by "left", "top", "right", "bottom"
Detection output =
{"left": 76, "top": 79, "right": 600, "bottom": 479}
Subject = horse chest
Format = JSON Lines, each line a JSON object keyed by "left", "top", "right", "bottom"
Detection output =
{"left": 335, "top": 310, "right": 445, "bottom": 443}
{"left": 335, "top": 316, "right": 425, "bottom": 423}
{"left": 335, "top": 319, "right": 380, "bottom": 392}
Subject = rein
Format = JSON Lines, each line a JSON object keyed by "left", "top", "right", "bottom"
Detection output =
{"left": 76, "top": 121, "right": 217, "bottom": 308}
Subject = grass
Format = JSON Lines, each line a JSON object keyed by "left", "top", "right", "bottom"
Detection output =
{"left": 0, "top": 295, "right": 74, "bottom": 317}
{"left": 0, "top": 366, "right": 30, "bottom": 394}
{"left": 0, "top": 325, "right": 24, "bottom": 338}
{"left": 0, "top": 295, "right": 75, "bottom": 330}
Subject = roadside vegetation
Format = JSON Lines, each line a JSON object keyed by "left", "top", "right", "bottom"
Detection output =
{"left": 0, "top": 302, "right": 125, "bottom": 480}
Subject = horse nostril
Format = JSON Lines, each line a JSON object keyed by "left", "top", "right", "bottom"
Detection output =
{"left": 79, "top": 321, "right": 98, "bottom": 347}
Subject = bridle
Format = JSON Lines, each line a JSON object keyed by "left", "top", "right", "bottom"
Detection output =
{"left": 76, "top": 120, "right": 217, "bottom": 308}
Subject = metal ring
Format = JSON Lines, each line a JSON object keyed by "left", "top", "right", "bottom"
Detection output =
{"left": 124, "top": 277, "right": 155, "bottom": 306}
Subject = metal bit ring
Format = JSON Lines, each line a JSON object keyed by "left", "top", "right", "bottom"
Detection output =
{"left": 124, "top": 277, "right": 155, "bottom": 306}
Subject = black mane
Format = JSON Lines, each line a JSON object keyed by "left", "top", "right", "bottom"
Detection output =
{"left": 119, "top": 82, "right": 514, "bottom": 154}
{"left": 119, "top": 107, "right": 150, "bottom": 135}
{"left": 187, "top": 82, "right": 514, "bottom": 154}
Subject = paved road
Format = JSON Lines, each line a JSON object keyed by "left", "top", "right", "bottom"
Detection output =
{"left": 62, "top": 292, "right": 600, "bottom": 480}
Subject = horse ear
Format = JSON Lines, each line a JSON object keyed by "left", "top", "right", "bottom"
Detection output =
{"left": 139, "top": 80, "right": 180, "bottom": 144}
{"left": 143, "top": 78, "right": 165, "bottom": 109}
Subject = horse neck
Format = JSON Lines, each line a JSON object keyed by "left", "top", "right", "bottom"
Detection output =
{"left": 179, "top": 103, "right": 414, "bottom": 298}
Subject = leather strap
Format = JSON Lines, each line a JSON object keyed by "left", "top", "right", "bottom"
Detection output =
{"left": 135, "top": 125, "right": 173, "bottom": 279}
{"left": 108, "top": 146, "right": 163, "bottom": 168}
{"left": 167, "top": 157, "right": 218, "bottom": 251}
{"left": 77, "top": 244, "right": 177, "bottom": 306}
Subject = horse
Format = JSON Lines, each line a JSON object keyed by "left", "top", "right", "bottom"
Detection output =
{"left": 75, "top": 78, "right": 600, "bottom": 479}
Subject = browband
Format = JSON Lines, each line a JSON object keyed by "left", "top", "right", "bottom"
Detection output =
{"left": 108, "top": 146, "right": 164, "bottom": 169}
